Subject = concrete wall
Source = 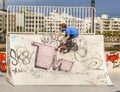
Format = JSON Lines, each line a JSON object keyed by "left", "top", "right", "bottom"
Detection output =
{"left": 7, "top": 34, "right": 113, "bottom": 85}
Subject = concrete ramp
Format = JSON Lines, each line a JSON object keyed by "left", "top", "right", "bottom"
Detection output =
{"left": 7, "top": 34, "right": 113, "bottom": 85}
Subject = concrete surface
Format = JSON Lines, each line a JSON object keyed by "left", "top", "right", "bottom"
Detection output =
{"left": 7, "top": 34, "right": 112, "bottom": 85}
{"left": 0, "top": 71, "right": 120, "bottom": 92}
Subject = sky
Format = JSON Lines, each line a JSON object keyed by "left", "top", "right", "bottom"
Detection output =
{"left": 0, "top": 0, "right": 120, "bottom": 18}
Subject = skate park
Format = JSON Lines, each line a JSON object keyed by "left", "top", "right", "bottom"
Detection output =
{"left": 0, "top": 3, "right": 120, "bottom": 92}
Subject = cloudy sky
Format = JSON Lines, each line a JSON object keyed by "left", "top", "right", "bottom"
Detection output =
{"left": 0, "top": 0, "right": 120, "bottom": 17}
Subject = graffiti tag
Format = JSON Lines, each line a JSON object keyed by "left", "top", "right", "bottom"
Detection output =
{"left": 10, "top": 47, "right": 34, "bottom": 66}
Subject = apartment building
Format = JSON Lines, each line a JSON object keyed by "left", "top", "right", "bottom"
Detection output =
{"left": 12, "top": 10, "right": 92, "bottom": 34}
{"left": 6, "top": 9, "right": 120, "bottom": 35}
{"left": 0, "top": 10, "right": 7, "bottom": 42}
{"left": 7, "top": 13, "right": 16, "bottom": 33}
{"left": 95, "top": 14, "right": 120, "bottom": 33}
{"left": 7, "top": 11, "right": 45, "bottom": 34}
{"left": 44, "top": 10, "right": 91, "bottom": 34}
{"left": 24, "top": 12, "right": 45, "bottom": 33}
{"left": 0, "top": 10, "right": 6, "bottom": 33}
{"left": 6, "top": 6, "right": 95, "bottom": 34}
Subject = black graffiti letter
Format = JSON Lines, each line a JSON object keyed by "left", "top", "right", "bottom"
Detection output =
{"left": 10, "top": 49, "right": 18, "bottom": 66}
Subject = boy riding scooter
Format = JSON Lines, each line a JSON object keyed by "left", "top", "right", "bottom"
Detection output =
{"left": 55, "top": 23, "right": 79, "bottom": 52}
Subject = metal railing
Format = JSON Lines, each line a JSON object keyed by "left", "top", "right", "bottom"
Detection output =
{"left": 7, "top": 6, "right": 96, "bottom": 34}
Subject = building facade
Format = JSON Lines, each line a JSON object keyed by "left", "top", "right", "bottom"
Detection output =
{"left": 95, "top": 14, "right": 120, "bottom": 34}
{"left": 8, "top": 10, "right": 92, "bottom": 34}
{"left": 5, "top": 10, "right": 120, "bottom": 34}
{"left": 0, "top": 10, "right": 6, "bottom": 33}
{"left": 0, "top": 10, "right": 7, "bottom": 42}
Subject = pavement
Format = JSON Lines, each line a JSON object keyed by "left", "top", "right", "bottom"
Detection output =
{"left": 0, "top": 71, "right": 120, "bottom": 92}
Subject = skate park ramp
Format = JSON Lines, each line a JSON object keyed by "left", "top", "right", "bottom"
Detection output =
{"left": 7, "top": 34, "right": 113, "bottom": 85}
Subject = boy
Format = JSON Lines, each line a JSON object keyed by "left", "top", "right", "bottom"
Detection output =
{"left": 55, "top": 23, "right": 79, "bottom": 50}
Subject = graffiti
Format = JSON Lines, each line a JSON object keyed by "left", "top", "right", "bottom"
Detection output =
{"left": 88, "top": 57, "right": 103, "bottom": 70}
{"left": 52, "top": 59, "right": 74, "bottom": 72}
{"left": 74, "top": 47, "right": 87, "bottom": 59}
{"left": 10, "top": 36, "right": 104, "bottom": 72}
{"left": 81, "top": 57, "right": 103, "bottom": 70}
{"left": 12, "top": 67, "right": 42, "bottom": 78}
{"left": 97, "top": 72, "right": 109, "bottom": 84}
{"left": 32, "top": 40, "right": 102, "bottom": 72}
{"left": 40, "top": 35, "right": 103, "bottom": 70}
{"left": 41, "top": 37, "right": 53, "bottom": 44}
{"left": 32, "top": 42, "right": 74, "bottom": 72}
{"left": 86, "top": 72, "right": 109, "bottom": 85}
{"left": 7, "top": 34, "right": 113, "bottom": 85}
{"left": 11, "top": 35, "right": 18, "bottom": 41}
{"left": 41, "top": 35, "right": 56, "bottom": 45}
{"left": 104, "top": 36, "right": 120, "bottom": 42}
{"left": 41, "top": 35, "right": 79, "bottom": 54}
{"left": 97, "top": 72, "right": 109, "bottom": 80}
{"left": 106, "top": 52, "right": 120, "bottom": 69}
{"left": 106, "top": 52, "right": 119, "bottom": 63}
{"left": 12, "top": 67, "right": 23, "bottom": 74}
{"left": 32, "top": 42, "right": 56, "bottom": 69}
{"left": 74, "top": 47, "right": 103, "bottom": 70}
{"left": 10, "top": 47, "right": 35, "bottom": 66}
{"left": 73, "top": 36, "right": 88, "bottom": 61}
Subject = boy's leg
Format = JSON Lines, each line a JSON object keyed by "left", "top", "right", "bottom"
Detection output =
{"left": 66, "top": 35, "right": 78, "bottom": 46}
{"left": 61, "top": 35, "right": 78, "bottom": 48}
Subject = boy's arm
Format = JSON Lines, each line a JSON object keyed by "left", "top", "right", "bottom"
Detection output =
{"left": 55, "top": 31, "right": 62, "bottom": 40}
{"left": 62, "top": 35, "right": 70, "bottom": 42}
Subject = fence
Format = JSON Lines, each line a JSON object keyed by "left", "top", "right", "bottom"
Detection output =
{"left": 7, "top": 6, "right": 96, "bottom": 34}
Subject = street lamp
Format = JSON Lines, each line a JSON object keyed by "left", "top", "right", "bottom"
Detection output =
{"left": 91, "top": 0, "right": 95, "bottom": 7}
{"left": 2, "top": 0, "right": 6, "bottom": 11}
{"left": 91, "top": 0, "right": 95, "bottom": 33}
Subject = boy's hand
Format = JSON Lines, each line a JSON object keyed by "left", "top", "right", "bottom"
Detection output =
{"left": 61, "top": 40, "right": 66, "bottom": 44}
{"left": 55, "top": 37, "right": 58, "bottom": 41}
